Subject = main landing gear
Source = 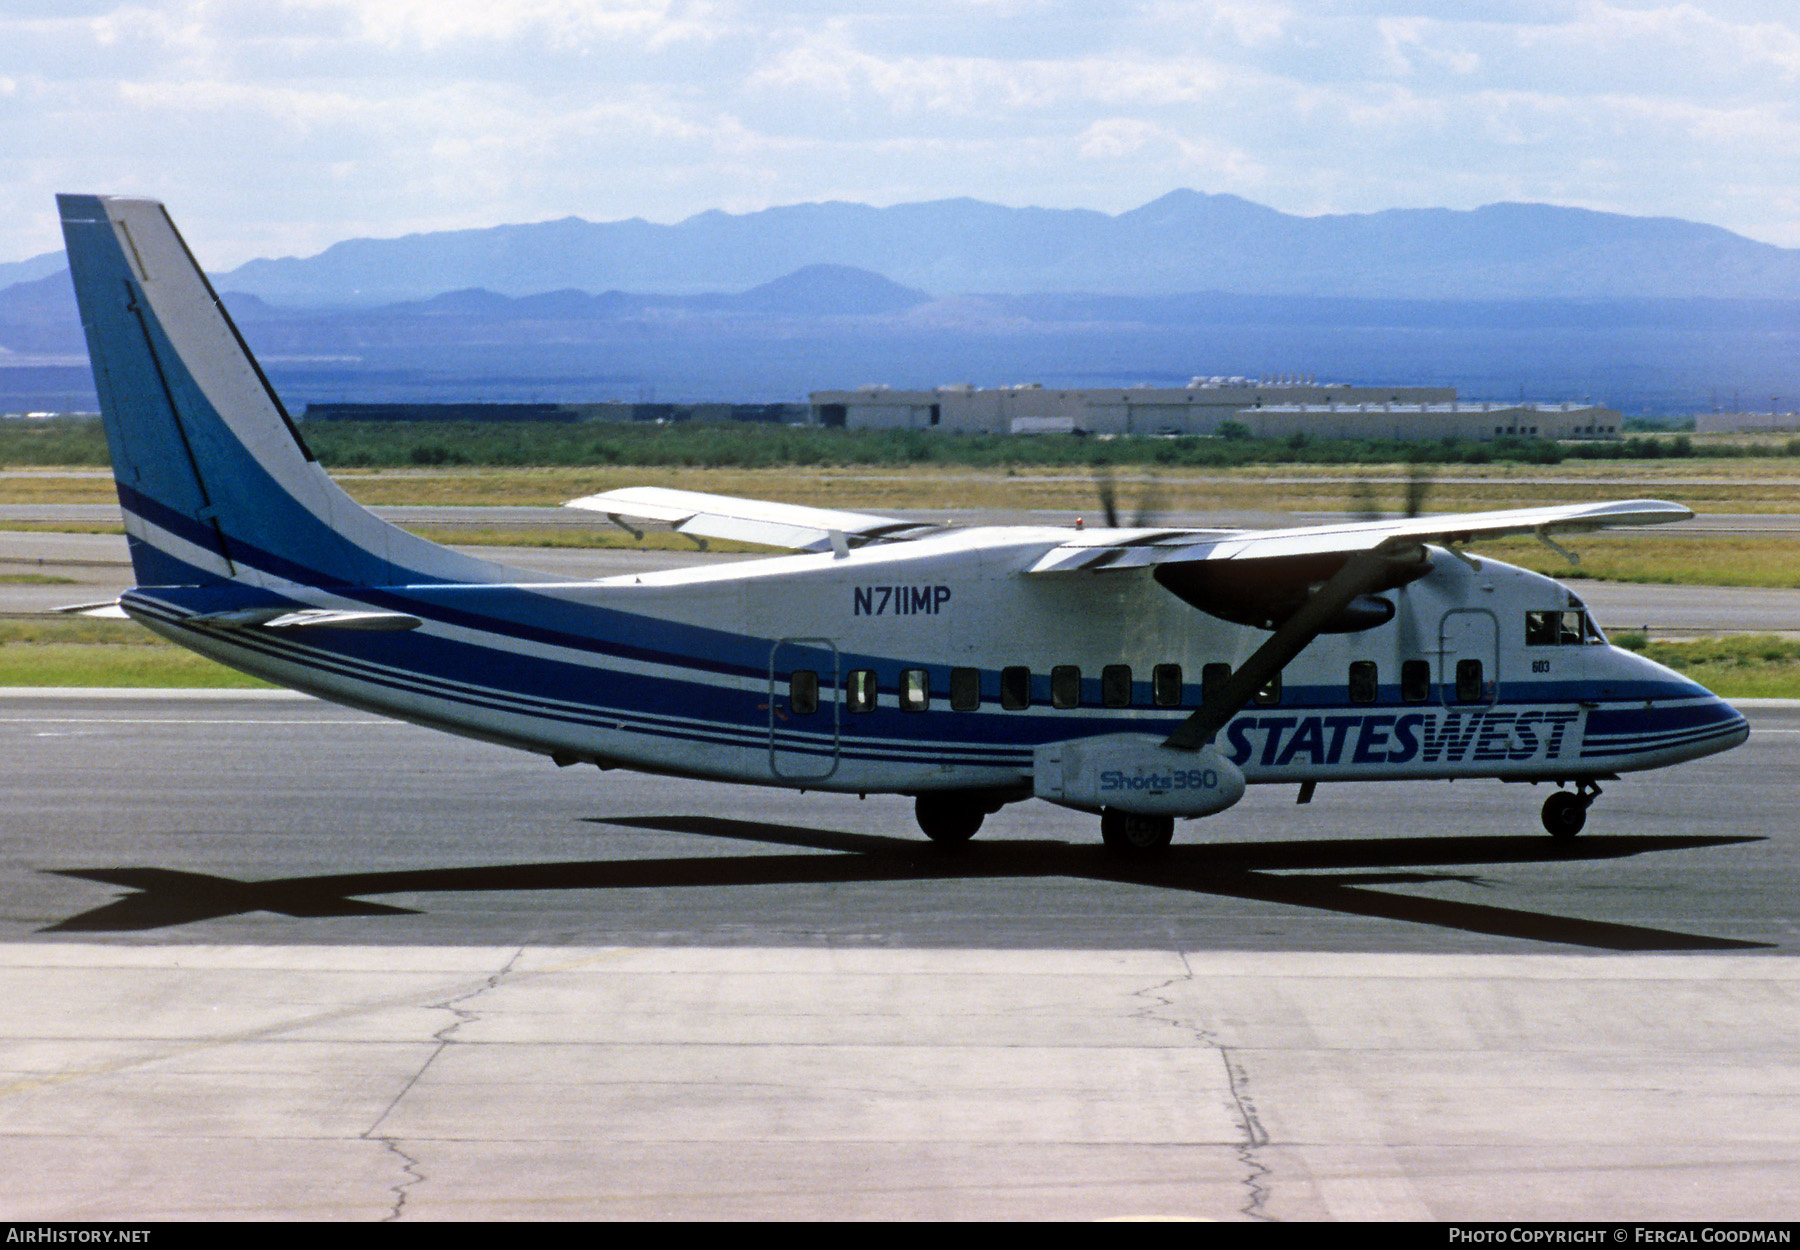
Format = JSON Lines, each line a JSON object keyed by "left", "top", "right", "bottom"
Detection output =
{"left": 914, "top": 794, "right": 1177, "bottom": 855}
{"left": 1100, "top": 808, "right": 1175, "bottom": 855}
{"left": 1541, "top": 780, "right": 1602, "bottom": 840}
{"left": 914, "top": 791, "right": 1014, "bottom": 845}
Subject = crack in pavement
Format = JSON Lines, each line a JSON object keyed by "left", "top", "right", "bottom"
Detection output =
{"left": 1131, "top": 954, "right": 1274, "bottom": 1221}
{"left": 365, "top": 946, "right": 526, "bottom": 1222}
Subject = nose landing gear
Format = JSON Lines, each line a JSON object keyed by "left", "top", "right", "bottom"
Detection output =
{"left": 1541, "top": 780, "right": 1602, "bottom": 839}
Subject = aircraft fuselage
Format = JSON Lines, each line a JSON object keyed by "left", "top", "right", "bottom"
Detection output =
{"left": 120, "top": 524, "right": 1743, "bottom": 807}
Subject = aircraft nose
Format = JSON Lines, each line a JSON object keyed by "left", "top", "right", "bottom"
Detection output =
{"left": 1684, "top": 686, "right": 1751, "bottom": 753}
{"left": 1712, "top": 693, "right": 1751, "bottom": 744}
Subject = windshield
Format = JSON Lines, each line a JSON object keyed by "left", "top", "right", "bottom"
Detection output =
{"left": 1526, "top": 607, "right": 1606, "bottom": 647}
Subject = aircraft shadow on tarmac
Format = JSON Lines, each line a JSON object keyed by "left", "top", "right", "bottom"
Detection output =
{"left": 41, "top": 818, "right": 1771, "bottom": 951}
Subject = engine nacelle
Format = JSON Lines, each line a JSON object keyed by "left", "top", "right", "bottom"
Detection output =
{"left": 1032, "top": 733, "right": 1246, "bottom": 818}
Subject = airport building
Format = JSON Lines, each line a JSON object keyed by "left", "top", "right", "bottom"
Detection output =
{"left": 1245, "top": 401, "right": 1619, "bottom": 442}
{"left": 808, "top": 380, "right": 1617, "bottom": 440}
{"left": 301, "top": 401, "right": 807, "bottom": 424}
{"left": 1694, "top": 410, "right": 1800, "bottom": 434}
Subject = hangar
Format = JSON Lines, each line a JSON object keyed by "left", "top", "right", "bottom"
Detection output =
{"left": 810, "top": 380, "right": 1618, "bottom": 440}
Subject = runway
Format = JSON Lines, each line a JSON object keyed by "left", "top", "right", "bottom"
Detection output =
{"left": 0, "top": 691, "right": 1795, "bottom": 1219}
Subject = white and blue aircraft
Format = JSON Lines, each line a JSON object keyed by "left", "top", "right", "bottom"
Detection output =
{"left": 56, "top": 194, "right": 1749, "bottom": 852}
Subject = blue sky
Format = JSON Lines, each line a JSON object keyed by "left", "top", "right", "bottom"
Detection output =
{"left": 3, "top": 0, "right": 1798, "bottom": 267}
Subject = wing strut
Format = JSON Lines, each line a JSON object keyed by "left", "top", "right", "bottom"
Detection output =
{"left": 1162, "top": 541, "right": 1420, "bottom": 751}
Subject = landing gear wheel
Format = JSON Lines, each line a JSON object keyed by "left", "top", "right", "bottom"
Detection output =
{"left": 915, "top": 794, "right": 984, "bottom": 845}
{"left": 1100, "top": 808, "right": 1175, "bottom": 855}
{"left": 1541, "top": 790, "right": 1587, "bottom": 840}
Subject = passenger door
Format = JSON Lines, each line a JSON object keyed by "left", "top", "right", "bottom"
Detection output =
{"left": 768, "top": 638, "right": 840, "bottom": 780}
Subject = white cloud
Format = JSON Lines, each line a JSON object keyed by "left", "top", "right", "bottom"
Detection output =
{"left": 2, "top": 0, "right": 1799, "bottom": 263}
{"left": 1076, "top": 117, "right": 1163, "bottom": 159}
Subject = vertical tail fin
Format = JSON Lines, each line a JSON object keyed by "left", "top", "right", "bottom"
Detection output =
{"left": 58, "top": 194, "right": 524, "bottom": 589}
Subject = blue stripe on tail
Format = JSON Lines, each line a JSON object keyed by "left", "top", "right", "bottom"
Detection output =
{"left": 57, "top": 194, "right": 536, "bottom": 591}
{"left": 60, "top": 196, "right": 237, "bottom": 584}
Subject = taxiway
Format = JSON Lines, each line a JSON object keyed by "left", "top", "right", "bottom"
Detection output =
{"left": 0, "top": 692, "right": 1793, "bottom": 1220}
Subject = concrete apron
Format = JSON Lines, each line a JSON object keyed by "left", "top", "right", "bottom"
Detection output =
{"left": 0, "top": 945, "right": 1793, "bottom": 1221}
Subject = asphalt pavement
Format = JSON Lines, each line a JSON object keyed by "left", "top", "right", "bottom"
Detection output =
{"left": 0, "top": 692, "right": 1794, "bottom": 1220}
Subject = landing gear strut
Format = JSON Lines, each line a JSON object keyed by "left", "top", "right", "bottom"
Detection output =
{"left": 1541, "top": 780, "right": 1602, "bottom": 840}
{"left": 1100, "top": 808, "right": 1175, "bottom": 855}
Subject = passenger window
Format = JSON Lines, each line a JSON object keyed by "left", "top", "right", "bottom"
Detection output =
{"left": 1101, "top": 664, "right": 1132, "bottom": 708}
{"left": 846, "top": 668, "right": 877, "bottom": 713}
{"left": 1000, "top": 666, "right": 1031, "bottom": 710}
{"left": 1051, "top": 665, "right": 1081, "bottom": 709}
{"left": 1455, "top": 658, "right": 1484, "bottom": 703}
{"left": 899, "top": 668, "right": 929, "bottom": 712}
{"left": 789, "top": 669, "right": 819, "bottom": 715}
{"left": 1401, "top": 659, "right": 1430, "bottom": 703}
{"left": 1348, "top": 660, "right": 1377, "bottom": 705}
{"left": 950, "top": 667, "right": 981, "bottom": 711}
{"left": 1200, "top": 662, "right": 1231, "bottom": 704}
{"left": 1254, "top": 673, "right": 1282, "bottom": 706}
{"left": 1153, "top": 663, "right": 1184, "bottom": 707}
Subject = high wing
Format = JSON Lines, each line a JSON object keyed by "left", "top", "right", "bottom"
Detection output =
{"left": 566, "top": 486, "right": 945, "bottom": 553}
{"left": 1092, "top": 498, "right": 1694, "bottom": 752}
{"left": 1026, "top": 499, "right": 1690, "bottom": 573}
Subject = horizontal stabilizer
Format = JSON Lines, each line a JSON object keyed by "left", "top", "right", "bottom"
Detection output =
{"left": 54, "top": 599, "right": 130, "bottom": 619}
{"left": 189, "top": 607, "right": 423, "bottom": 631}
{"left": 566, "top": 486, "right": 941, "bottom": 551}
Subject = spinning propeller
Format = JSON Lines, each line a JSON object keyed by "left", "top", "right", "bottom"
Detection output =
{"left": 1351, "top": 461, "right": 1433, "bottom": 522}
{"left": 1161, "top": 462, "right": 1438, "bottom": 752}
{"left": 1093, "top": 467, "right": 1165, "bottom": 530}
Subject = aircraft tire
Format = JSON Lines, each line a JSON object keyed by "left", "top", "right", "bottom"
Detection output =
{"left": 915, "top": 794, "right": 984, "bottom": 845}
{"left": 1100, "top": 808, "right": 1175, "bottom": 855}
{"left": 1541, "top": 791, "right": 1587, "bottom": 839}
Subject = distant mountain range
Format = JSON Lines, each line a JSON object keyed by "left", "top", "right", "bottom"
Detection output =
{"left": 4, "top": 191, "right": 1798, "bottom": 414}
{"left": 9, "top": 189, "right": 1800, "bottom": 305}
{"left": 204, "top": 190, "right": 1800, "bottom": 304}
{"left": 0, "top": 250, "right": 65, "bottom": 292}
{"left": 371, "top": 263, "right": 936, "bottom": 319}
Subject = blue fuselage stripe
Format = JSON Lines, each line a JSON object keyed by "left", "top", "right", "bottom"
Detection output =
{"left": 125, "top": 590, "right": 1744, "bottom": 778}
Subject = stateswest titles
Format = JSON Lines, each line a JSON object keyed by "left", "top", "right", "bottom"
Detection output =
{"left": 1225, "top": 708, "right": 1580, "bottom": 770}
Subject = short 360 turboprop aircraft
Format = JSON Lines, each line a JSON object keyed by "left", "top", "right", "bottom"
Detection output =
{"left": 57, "top": 195, "right": 1749, "bottom": 852}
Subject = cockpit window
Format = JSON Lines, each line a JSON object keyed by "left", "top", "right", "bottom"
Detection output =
{"left": 1527, "top": 609, "right": 1604, "bottom": 646}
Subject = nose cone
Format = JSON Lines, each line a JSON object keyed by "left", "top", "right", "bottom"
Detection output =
{"left": 1707, "top": 691, "right": 1751, "bottom": 750}
{"left": 1687, "top": 688, "right": 1751, "bottom": 752}
{"left": 1603, "top": 648, "right": 1749, "bottom": 765}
